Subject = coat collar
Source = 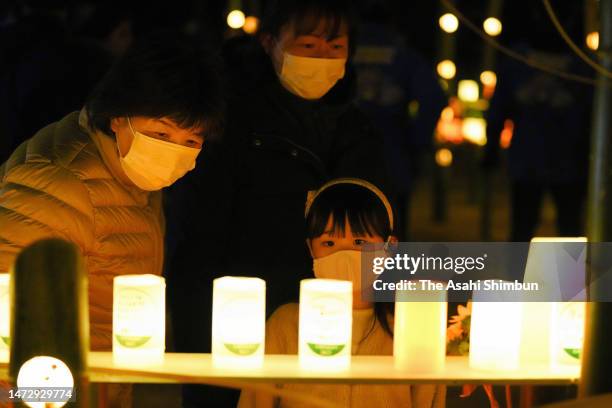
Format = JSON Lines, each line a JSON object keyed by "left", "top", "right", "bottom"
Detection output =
{"left": 78, "top": 109, "right": 150, "bottom": 204}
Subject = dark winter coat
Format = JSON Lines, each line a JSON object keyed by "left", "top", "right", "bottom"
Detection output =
{"left": 165, "top": 37, "right": 391, "bottom": 354}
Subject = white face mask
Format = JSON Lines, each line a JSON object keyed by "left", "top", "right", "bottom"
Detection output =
{"left": 313, "top": 250, "right": 362, "bottom": 291}
{"left": 118, "top": 118, "right": 201, "bottom": 191}
{"left": 278, "top": 53, "right": 346, "bottom": 100}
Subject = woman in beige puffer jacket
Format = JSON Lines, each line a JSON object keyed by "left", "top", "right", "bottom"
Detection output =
{"left": 0, "top": 36, "right": 224, "bottom": 352}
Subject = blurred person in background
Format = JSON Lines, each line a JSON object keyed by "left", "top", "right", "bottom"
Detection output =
{"left": 353, "top": 0, "right": 446, "bottom": 240}
{"left": 165, "top": 0, "right": 391, "bottom": 406}
{"left": 484, "top": 1, "right": 592, "bottom": 243}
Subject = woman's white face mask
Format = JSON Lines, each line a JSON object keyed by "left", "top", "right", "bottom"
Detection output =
{"left": 278, "top": 52, "right": 346, "bottom": 100}
{"left": 119, "top": 117, "right": 201, "bottom": 191}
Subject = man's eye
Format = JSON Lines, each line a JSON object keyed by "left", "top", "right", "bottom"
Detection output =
{"left": 322, "top": 241, "right": 335, "bottom": 247}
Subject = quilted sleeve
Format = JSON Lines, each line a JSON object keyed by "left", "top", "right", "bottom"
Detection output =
{"left": 0, "top": 161, "right": 95, "bottom": 273}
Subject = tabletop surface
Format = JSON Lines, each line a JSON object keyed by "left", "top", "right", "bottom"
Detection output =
{"left": 0, "top": 353, "right": 580, "bottom": 385}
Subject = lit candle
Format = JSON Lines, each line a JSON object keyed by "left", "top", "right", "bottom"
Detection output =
{"left": 212, "top": 277, "right": 266, "bottom": 368}
{"left": 470, "top": 281, "right": 523, "bottom": 371}
{"left": 17, "top": 356, "right": 74, "bottom": 408}
{"left": 113, "top": 274, "right": 165, "bottom": 366}
{"left": 393, "top": 283, "right": 447, "bottom": 373}
{"left": 0, "top": 273, "right": 9, "bottom": 361}
{"left": 299, "top": 279, "right": 352, "bottom": 371}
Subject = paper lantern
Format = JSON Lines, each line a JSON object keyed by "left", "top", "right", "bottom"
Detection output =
{"left": 550, "top": 301, "right": 585, "bottom": 368}
{"left": 299, "top": 279, "right": 352, "bottom": 371}
{"left": 212, "top": 277, "right": 266, "bottom": 368}
{"left": 458, "top": 80, "right": 479, "bottom": 102}
{"left": 17, "top": 356, "right": 74, "bottom": 408}
{"left": 521, "top": 237, "right": 587, "bottom": 367}
{"left": 394, "top": 284, "right": 447, "bottom": 373}
{"left": 0, "top": 273, "right": 9, "bottom": 360}
{"left": 470, "top": 281, "right": 523, "bottom": 371}
{"left": 113, "top": 275, "right": 165, "bottom": 366}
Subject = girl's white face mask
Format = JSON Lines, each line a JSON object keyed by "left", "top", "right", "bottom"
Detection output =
{"left": 313, "top": 249, "right": 362, "bottom": 290}
{"left": 278, "top": 53, "right": 346, "bottom": 100}
{"left": 119, "top": 118, "right": 201, "bottom": 191}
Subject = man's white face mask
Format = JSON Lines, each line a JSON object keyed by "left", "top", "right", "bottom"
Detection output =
{"left": 119, "top": 117, "right": 201, "bottom": 191}
{"left": 278, "top": 52, "right": 346, "bottom": 100}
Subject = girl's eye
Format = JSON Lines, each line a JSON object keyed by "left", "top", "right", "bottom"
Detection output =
{"left": 300, "top": 43, "right": 316, "bottom": 49}
{"left": 354, "top": 239, "right": 368, "bottom": 245}
{"left": 322, "top": 241, "right": 335, "bottom": 247}
{"left": 332, "top": 44, "right": 345, "bottom": 50}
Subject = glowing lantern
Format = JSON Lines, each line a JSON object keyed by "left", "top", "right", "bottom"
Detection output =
{"left": 113, "top": 275, "right": 165, "bottom": 366}
{"left": 212, "top": 277, "right": 266, "bottom": 368}
{"left": 394, "top": 284, "right": 447, "bottom": 373}
{"left": 470, "top": 282, "right": 523, "bottom": 371}
{"left": 522, "top": 237, "right": 587, "bottom": 369}
{"left": 462, "top": 118, "right": 487, "bottom": 146}
{"left": 0, "top": 274, "right": 8, "bottom": 360}
{"left": 586, "top": 32, "right": 599, "bottom": 50}
{"left": 243, "top": 16, "right": 259, "bottom": 35}
{"left": 299, "top": 279, "right": 352, "bottom": 371}
{"left": 227, "top": 10, "right": 246, "bottom": 29}
{"left": 17, "top": 356, "right": 74, "bottom": 408}
{"left": 437, "top": 60, "right": 456, "bottom": 80}
{"left": 439, "top": 13, "right": 459, "bottom": 33}
{"left": 483, "top": 17, "right": 502, "bottom": 36}
{"left": 480, "top": 71, "right": 497, "bottom": 87}
{"left": 436, "top": 149, "right": 453, "bottom": 167}
{"left": 458, "top": 80, "right": 479, "bottom": 102}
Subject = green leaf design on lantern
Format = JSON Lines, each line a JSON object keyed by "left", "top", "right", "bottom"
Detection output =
{"left": 115, "top": 335, "right": 152, "bottom": 348}
{"left": 224, "top": 343, "right": 260, "bottom": 356}
{"left": 1, "top": 336, "right": 9, "bottom": 346}
{"left": 307, "top": 343, "right": 345, "bottom": 356}
{"left": 564, "top": 348, "right": 580, "bottom": 359}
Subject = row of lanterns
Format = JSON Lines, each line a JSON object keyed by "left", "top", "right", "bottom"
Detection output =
{"left": 0, "top": 273, "right": 585, "bottom": 372}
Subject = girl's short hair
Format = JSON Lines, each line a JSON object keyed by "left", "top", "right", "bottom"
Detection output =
{"left": 85, "top": 33, "right": 225, "bottom": 140}
{"left": 306, "top": 181, "right": 393, "bottom": 240}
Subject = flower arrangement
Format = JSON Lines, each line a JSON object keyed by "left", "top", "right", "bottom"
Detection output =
{"left": 447, "top": 300, "right": 471, "bottom": 356}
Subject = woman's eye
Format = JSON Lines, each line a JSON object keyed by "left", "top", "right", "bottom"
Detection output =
{"left": 332, "top": 44, "right": 345, "bottom": 50}
{"left": 301, "top": 43, "right": 316, "bottom": 49}
{"left": 322, "top": 241, "right": 335, "bottom": 247}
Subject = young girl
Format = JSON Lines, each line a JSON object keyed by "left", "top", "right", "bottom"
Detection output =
{"left": 238, "top": 178, "right": 446, "bottom": 408}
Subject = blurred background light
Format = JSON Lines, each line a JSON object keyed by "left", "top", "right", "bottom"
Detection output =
{"left": 227, "top": 10, "right": 246, "bottom": 29}
{"left": 437, "top": 60, "right": 456, "bottom": 79}
{"left": 483, "top": 17, "right": 502, "bottom": 36}
{"left": 439, "top": 13, "right": 459, "bottom": 33}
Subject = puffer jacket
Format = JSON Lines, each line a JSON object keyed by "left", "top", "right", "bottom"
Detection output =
{"left": 0, "top": 110, "right": 164, "bottom": 350}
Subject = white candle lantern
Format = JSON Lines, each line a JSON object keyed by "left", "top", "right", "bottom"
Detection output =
{"left": 212, "top": 277, "right": 266, "bottom": 368}
{"left": 470, "top": 281, "right": 523, "bottom": 371}
{"left": 113, "top": 274, "right": 165, "bottom": 366}
{"left": 393, "top": 283, "right": 447, "bottom": 373}
{"left": 521, "top": 237, "right": 587, "bottom": 368}
{"left": 17, "top": 356, "right": 74, "bottom": 408}
{"left": 0, "top": 273, "right": 9, "bottom": 360}
{"left": 299, "top": 279, "right": 352, "bottom": 371}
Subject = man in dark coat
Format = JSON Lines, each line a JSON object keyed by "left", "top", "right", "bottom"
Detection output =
{"left": 165, "top": 1, "right": 391, "bottom": 406}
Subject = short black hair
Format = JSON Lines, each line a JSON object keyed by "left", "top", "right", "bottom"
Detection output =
{"left": 306, "top": 183, "right": 392, "bottom": 240}
{"left": 85, "top": 33, "right": 224, "bottom": 140}
{"left": 261, "top": 0, "right": 358, "bottom": 48}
